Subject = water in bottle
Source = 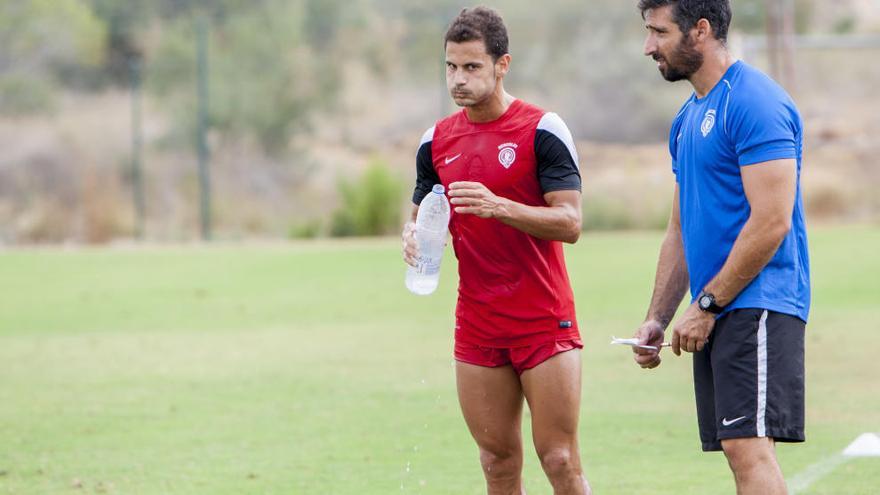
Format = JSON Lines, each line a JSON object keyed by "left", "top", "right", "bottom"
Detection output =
{"left": 405, "top": 184, "right": 450, "bottom": 295}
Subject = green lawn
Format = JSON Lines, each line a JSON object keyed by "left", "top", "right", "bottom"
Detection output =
{"left": 0, "top": 226, "right": 877, "bottom": 494}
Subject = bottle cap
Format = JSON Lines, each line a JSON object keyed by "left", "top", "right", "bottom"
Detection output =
{"left": 432, "top": 184, "right": 445, "bottom": 194}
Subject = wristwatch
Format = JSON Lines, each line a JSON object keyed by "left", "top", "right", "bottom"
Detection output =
{"left": 697, "top": 290, "right": 724, "bottom": 314}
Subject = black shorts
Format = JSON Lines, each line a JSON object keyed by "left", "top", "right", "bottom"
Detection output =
{"left": 694, "top": 308, "right": 805, "bottom": 452}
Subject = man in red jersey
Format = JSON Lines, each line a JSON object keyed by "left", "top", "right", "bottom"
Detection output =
{"left": 402, "top": 7, "right": 590, "bottom": 495}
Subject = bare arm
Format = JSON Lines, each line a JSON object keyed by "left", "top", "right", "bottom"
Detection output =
{"left": 645, "top": 186, "right": 690, "bottom": 328}
{"left": 702, "top": 159, "right": 797, "bottom": 305}
{"left": 633, "top": 187, "right": 689, "bottom": 368}
{"left": 447, "top": 181, "right": 581, "bottom": 243}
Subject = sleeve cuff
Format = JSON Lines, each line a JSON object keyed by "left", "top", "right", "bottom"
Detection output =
{"left": 739, "top": 142, "right": 797, "bottom": 166}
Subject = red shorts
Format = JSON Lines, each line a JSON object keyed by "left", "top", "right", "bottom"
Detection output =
{"left": 454, "top": 338, "right": 583, "bottom": 375}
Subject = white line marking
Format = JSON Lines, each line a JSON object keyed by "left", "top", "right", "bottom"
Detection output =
{"left": 788, "top": 433, "right": 880, "bottom": 493}
{"left": 788, "top": 454, "right": 848, "bottom": 494}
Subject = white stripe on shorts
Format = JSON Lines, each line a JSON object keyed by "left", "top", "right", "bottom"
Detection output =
{"left": 756, "top": 310, "right": 769, "bottom": 437}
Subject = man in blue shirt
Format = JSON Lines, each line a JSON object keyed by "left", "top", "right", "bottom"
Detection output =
{"left": 631, "top": 1, "right": 810, "bottom": 493}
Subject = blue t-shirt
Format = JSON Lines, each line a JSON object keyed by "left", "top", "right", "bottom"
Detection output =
{"left": 669, "top": 60, "right": 810, "bottom": 322}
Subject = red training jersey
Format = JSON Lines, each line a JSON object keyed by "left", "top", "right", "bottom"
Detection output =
{"left": 413, "top": 99, "right": 582, "bottom": 347}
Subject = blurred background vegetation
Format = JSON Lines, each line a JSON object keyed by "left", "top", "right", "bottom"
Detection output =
{"left": 0, "top": 0, "right": 877, "bottom": 243}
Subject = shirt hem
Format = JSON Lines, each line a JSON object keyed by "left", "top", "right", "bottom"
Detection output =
{"left": 738, "top": 149, "right": 797, "bottom": 166}
{"left": 714, "top": 299, "right": 809, "bottom": 323}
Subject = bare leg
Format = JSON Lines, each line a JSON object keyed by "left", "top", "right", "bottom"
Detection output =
{"left": 721, "top": 437, "right": 787, "bottom": 495}
{"left": 521, "top": 349, "right": 591, "bottom": 495}
{"left": 456, "top": 361, "right": 527, "bottom": 495}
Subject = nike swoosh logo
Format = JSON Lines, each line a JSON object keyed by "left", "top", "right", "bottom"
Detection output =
{"left": 722, "top": 416, "right": 747, "bottom": 427}
{"left": 445, "top": 153, "right": 462, "bottom": 165}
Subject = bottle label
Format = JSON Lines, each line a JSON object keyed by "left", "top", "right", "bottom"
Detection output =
{"left": 417, "top": 256, "right": 441, "bottom": 276}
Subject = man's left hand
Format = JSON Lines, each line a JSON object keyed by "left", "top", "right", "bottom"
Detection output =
{"left": 671, "top": 303, "right": 716, "bottom": 356}
{"left": 448, "top": 181, "right": 509, "bottom": 218}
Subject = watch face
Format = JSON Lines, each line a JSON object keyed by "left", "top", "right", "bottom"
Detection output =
{"left": 699, "top": 295, "right": 711, "bottom": 308}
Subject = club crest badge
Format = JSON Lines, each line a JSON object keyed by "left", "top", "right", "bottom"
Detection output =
{"left": 701, "top": 109, "right": 716, "bottom": 137}
{"left": 497, "top": 142, "right": 518, "bottom": 169}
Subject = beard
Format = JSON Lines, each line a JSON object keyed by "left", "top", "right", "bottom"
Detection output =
{"left": 655, "top": 34, "right": 703, "bottom": 82}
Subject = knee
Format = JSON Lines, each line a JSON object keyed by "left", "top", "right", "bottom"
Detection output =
{"left": 722, "top": 438, "right": 774, "bottom": 474}
{"left": 479, "top": 448, "right": 521, "bottom": 480}
{"left": 538, "top": 447, "right": 578, "bottom": 479}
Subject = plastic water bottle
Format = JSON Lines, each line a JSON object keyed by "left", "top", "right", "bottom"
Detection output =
{"left": 405, "top": 184, "right": 450, "bottom": 295}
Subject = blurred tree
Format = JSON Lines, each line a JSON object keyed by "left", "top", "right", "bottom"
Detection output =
{"left": 147, "top": 0, "right": 348, "bottom": 155}
{"left": 89, "top": 0, "right": 152, "bottom": 84}
{"left": 0, "top": 0, "right": 828, "bottom": 140}
{"left": 734, "top": 0, "right": 814, "bottom": 34}
{"left": 0, "top": 0, "right": 105, "bottom": 114}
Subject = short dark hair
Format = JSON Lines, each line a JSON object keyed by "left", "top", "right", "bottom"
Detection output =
{"left": 444, "top": 6, "right": 509, "bottom": 61}
{"left": 638, "top": 0, "right": 732, "bottom": 42}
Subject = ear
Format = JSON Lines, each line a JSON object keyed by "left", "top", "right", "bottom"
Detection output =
{"left": 495, "top": 53, "right": 511, "bottom": 78}
{"left": 694, "top": 18, "right": 713, "bottom": 43}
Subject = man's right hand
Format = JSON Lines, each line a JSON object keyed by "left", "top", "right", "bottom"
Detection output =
{"left": 632, "top": 320, "right": 666, "bottom": 369}
{"left": 402, "top": 222, "right": 419, "bottom": 267}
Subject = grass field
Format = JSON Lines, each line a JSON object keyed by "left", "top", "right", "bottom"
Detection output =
{"left": 1, "top": 226, "right": 878, "bottom": 494}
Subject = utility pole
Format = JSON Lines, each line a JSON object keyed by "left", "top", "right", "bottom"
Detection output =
{"left": 196, "top": 15, "right": 212, "bottom": 241}
{"left": 765, "top": 0, "right": 797, "bottom": 90}
{"left": 781, "top": 0, "right": 796, "bottom": 91}
{"left": 129, "top": 53, "right": 145, "bottom": 239}
{"left": 765, "top": 0, "right": 781, "bottom": 81}
{"left": 441, "top": 6, "right": 459, "bottom": 117}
